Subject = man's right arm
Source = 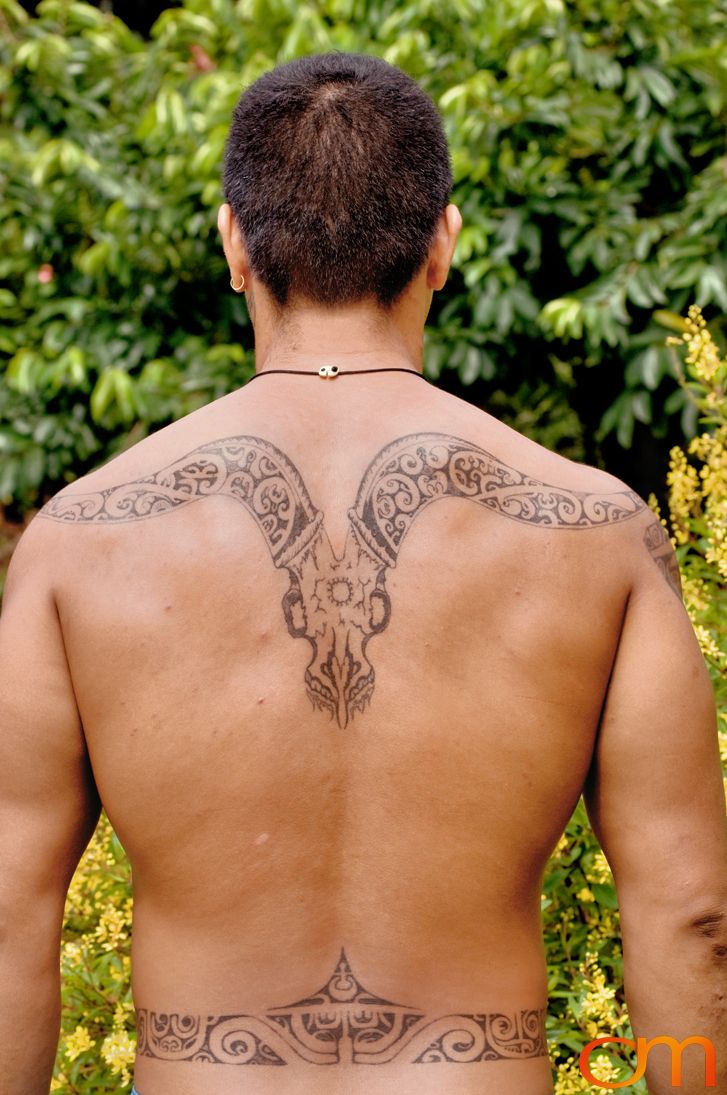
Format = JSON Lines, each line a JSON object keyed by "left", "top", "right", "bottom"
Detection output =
{"left": 0, "top": 523, "right": 100, "bottom": 1094}
{"left": 583, "top": 520, "right": 727, "bottom": 1094}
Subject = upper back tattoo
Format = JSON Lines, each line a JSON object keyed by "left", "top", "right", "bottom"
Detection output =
{"left": 40, "top": 432, "right": 647, "bottom": 727}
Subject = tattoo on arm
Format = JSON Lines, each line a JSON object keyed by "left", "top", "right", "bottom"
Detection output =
{"left": 39, "top": 433, "right": 645, "bottom": 727}
{"left": 643, "top": 520, "right": 682, "bottom": 598}
{"left": 135, "top": 950, "right": 547, "bottom": 1066}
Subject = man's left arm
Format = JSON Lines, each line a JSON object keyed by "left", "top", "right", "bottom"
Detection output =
{"left": 0, "top": 522, "right": 100, "bottom": 1095}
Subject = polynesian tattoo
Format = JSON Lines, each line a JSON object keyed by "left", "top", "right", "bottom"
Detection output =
{"left": 136, "top": 950, "right": 547, "bottom": 1066}
{"left": 642, "top": 521, "right": 682, "bottom": 599}
{"left": 39, "top": 432, "right": 647, "bottom": 727}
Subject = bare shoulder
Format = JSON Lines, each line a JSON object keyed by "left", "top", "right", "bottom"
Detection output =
{"left": 39, "top": 383, "right": 245, "bottom": 509}
{"left": 15, "top": 416, "right": 202, "bottom": 588}
{"left": 33, "top": 395, "right": 235, "bottom": 533}
{"left": 450, "top": 400, "right": 646, "bottom": 511}
{"left": 447, "top": 403, "right": 680, "bottom": 594}
{"left": 3, "top": 507, "right": 61, "bottom": 599}
{"left": 521, "top": 429, "right": 681, "bottom": 592}
{"left": 472, "top": 408, "right": 628, "bottom": 492}
{"left": 431, "top": 388, "right": 626, "bottom": 487}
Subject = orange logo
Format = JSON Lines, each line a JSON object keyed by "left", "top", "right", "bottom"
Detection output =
{"left": 579, "top": 1035, "right": 717, "bottom": 1088}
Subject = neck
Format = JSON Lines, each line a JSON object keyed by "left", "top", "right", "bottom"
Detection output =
{"left": 250, "top": 293, "right": 427, "bottom": 375}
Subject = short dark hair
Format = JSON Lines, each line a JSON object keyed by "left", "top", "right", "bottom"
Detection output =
{"left": 222, "top": 52, "right": 452, "bottom": 309}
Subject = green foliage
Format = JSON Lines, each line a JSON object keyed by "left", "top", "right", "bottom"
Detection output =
{"left": 1, "top": 0, "right": 727, "bottom": 505}
{"left": 0, "top": 0, "right": 254, "bottom": 506}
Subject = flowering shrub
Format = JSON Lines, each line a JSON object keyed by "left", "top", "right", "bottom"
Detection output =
{"left": 52, "top": 817, "right": 134, "bottom": 1092}
{"left": 40, "top": 307, "right": 727, "bottom": 1091}
{"left": 664, "top": 306, "right": 727, "bottom": 711}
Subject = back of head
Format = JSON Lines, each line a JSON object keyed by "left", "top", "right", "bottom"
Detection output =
{"left": 223, "top": 52, "right": 452, "bottom": 309}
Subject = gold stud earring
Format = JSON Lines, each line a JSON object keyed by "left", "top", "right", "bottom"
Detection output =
{"left": 230, "top": 274, "right": 245, "bottom": 293}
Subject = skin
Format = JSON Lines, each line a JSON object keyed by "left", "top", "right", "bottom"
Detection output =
{"left": 0, "top": 202, "right": 726, "bottom": 1095}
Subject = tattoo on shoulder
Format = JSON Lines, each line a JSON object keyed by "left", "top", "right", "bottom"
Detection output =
{"left": 643, "top": 520, "right": 682, "bottom": 599}
{"left": 135, "top": 949, "right": 547, "bottom": 1067}
{"left": 39, "top": 433, "right": 645, "bottom": 727}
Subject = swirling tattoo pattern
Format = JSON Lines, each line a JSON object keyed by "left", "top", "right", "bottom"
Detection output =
{"left": 39, "top": 432, "right": 649, "bottom": 727}
{"left": 135, "top": 950, "right": 547, "bottom": 1066}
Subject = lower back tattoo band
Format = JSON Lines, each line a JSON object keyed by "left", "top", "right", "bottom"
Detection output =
{"left": 135, "top": 950, "right": 547, "bottom": 1066}
{"left": 40, "top": 432, "right": 652, "bottom": 727}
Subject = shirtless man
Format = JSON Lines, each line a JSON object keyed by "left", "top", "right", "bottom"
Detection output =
{"left": 1, "top": 52, "right": 726, "bottom": 1095}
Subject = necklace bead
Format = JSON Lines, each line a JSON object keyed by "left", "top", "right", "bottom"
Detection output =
{"left": 248, "top": 366, "right": 427, "bottom": 382}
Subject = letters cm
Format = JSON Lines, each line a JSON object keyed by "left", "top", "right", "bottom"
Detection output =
{"left": 580, "top": 1035, "right": 717, "bottom": 1089}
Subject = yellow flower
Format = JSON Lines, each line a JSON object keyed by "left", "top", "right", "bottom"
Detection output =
{"left": 588, "top": 850, "right": 613, "bottom": 885}
{"left": 101, "top": 1027, "right": 137, "bottom": 1084}
{"left": 93, "top": 898, "right": 132, "bottom": 951}
{"left": 576, "top": 887, "right": 595, "bottom": 903}
{"left": 679, "top": 303, "right": 722, "bottom": 383}
{"left": 590, "top": 1051, "right": 624, "bottom": 1084}
{"left": 64, "top": 1024, "right": 95, "bottom": 1061}
{"left": 554, "top": 1055, "right": 594, "bottom": 1094}
{"left": 667, "top": 446, "right": 701, "bottom": 544}
{"left": 113, "top": 999, "right": 135, "bottom": 1026}
{"left": 580, "top": 952, "right": 617, "bottom": 1024}
{"left": 682, "top": 574, "right": 710, "bottom": 613}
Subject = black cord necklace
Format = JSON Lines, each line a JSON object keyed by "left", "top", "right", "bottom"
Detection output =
{"left": 247, "top": 365, "right": 430, "bottom": 382}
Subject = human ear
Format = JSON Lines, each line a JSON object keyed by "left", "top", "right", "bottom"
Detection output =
{"left": 217, "top": 203, "right": 248, "bottom": 283}
{"left": 427, "top": 203, "right": 462, "bottom": 291}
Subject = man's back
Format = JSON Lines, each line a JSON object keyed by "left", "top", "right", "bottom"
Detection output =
{"left": 3, "top": 47, "right": 726, "bottom": 1095}
{"left": 32, "top": 371, "right": 671, "bottom": 1094}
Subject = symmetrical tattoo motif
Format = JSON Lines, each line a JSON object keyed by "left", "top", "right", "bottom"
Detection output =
{"left": 136, "top": 950, "right": 547, "bottom": 1066}
{"left": 643, "top": 521, "right": 682, "bottom": 598}
{"left": 39, "top": 432, "right": 645, "bottom": 726}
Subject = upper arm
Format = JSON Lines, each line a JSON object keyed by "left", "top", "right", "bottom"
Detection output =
{"left": 583, "top": 517, "right": 727, "bottom": 929}
{"left": 0, "top": 522, "right": 100, "bottom": 936}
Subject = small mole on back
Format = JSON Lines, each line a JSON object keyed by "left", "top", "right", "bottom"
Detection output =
{"left": 257, "top": 696, "right": 265, "bottom": 705}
